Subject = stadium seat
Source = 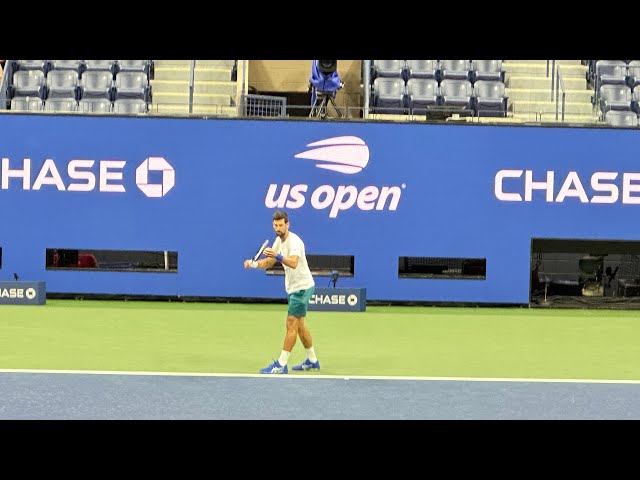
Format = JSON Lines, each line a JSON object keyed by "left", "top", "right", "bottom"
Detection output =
{"left": 471, "top": 60, "right": 504, "bottom": 83}
{"left": 45, "top": 70, "right": 79, "bottom": 100}
{"left": 11, "top": 70, "right": 46, "bottom": 98}
{"left": 604, "top": 110, "right": 638, "bottom": 127}
{"left": 405, "top": 60, "right": 439, "bottom": 80}
{"left": 372, "top": 77, "right": 406, "bottom": 114}
{"left": 406, "top": 78, "right": 438, "bottom": 114}
{"left": 113, "top": 71, "right": 149, "bottom": 101}
{"left": 79, "top": 70, "right": 114, "bottom": 100}
{"left": 10, "top": 96, "right": 44, "bottom": 111}
{"left": 44, "top": 98, "right": 79, "bottom": 112}
{"left": 439, "top": 79, "right": 473, "bottom": 111}
{"left": 78, "top": 98, "right": 113, "bottom": 114}
{"left": 113, "top": 98, "right": 148, "bottom": 114}
{"left": 372, "top": 60, "right": 406, "bottom": 79}
{"left": 440, "top": 60, "right": 471, "bottom": 82}
{"left": 473, "top": 80, "right": 508, "bottom": 117}
{"left": 599, "top": 84, "right": 632, "bottom": 114}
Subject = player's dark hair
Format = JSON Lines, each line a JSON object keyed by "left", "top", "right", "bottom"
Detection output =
{"left": 273, "top": 210, "right": 289, "bottom": 223}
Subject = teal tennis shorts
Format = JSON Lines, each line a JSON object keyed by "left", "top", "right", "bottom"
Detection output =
{"left": 287, "top": 286, "right": 316, "bottom": 317}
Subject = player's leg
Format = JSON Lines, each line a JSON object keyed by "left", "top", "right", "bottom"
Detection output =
{"left": 292, "top": 287, "right": 320, "bottom": 371}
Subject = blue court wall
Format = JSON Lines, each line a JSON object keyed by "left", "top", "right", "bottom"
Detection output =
{"left": 0, "top": 113, "right": 639, "bottom": 304}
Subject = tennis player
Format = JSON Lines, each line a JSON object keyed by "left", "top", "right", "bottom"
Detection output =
{"left": 243, "top": 210, "right": 320, "bottom": 374}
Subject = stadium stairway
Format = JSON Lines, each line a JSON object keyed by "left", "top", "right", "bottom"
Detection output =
{"left": 504, "top": 60, "right": 598, "bottom": 124}
{"left": 150, "top": 60, "right": 240, "bottom": 116}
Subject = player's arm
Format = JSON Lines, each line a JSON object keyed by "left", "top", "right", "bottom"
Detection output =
{"left": 263, "top": 248, "right": 299, "bottom": 269}
{"left": 256, "top": 257, "right": 277, "bottom": 269}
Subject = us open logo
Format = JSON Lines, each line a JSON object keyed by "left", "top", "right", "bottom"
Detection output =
{"left": 294, "top": 136, "right": 370, "bottom": 174}
{"left": 265, "top": 136, "right": 406, "bottom": 218}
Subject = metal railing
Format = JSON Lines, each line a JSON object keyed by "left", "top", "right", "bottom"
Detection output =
{"left": 555, "top": 66, "right": 566, "bottom": 122}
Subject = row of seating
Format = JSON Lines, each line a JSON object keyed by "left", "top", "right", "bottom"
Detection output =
{"left": 372, "top": 78, "right": 508, "bottom": 117}
{"left": 597, "top": 84, "right": 640, "bottom": 116}
{"left": 11, "top": 60, "right": 152, "bottom": 78}
{"left": 10, "top": 69, "right": 151, "bottom": 103}
{"left": 372, "top": 60, "right": 505, "bottom": 84}
{"left": 587, "top": 60, "right": 640, "bottom": 99}
{"left": 604, "top": 110, "right": 640, "bottom": 127}
{"left": 10, "top": 97, "right": 148, "bottom": 114}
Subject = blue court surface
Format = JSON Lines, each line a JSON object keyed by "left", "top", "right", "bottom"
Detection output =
{"left": 1, "top": 370, "right": 639, "bottom": 420}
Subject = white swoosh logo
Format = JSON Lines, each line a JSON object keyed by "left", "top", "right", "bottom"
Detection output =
{"left": 294, "top": 136, "right": 370, "bottom": 174}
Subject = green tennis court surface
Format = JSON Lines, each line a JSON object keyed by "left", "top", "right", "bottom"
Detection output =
{"left": 1, "top": 300, "right": 639, "bottom": 380}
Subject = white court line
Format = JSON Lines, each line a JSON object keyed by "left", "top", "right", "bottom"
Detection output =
{"left": 0, "top": 368, "right": 639, "bottom": 384}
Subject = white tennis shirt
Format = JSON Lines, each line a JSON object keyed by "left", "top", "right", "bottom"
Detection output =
{"left": 272, "top": 231, "right": 315, "bottom": 294}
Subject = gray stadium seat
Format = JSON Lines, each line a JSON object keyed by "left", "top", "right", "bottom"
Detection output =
{"left": 473, "top": 80, "right": 507, "bottom": 117}
{"left": 79, "top": 70, "right": 114, "bottom": 100}
{"left": 10, "top": 96, "right": 43, "bottom": 111}
{"left": 439, "top": 79, "right": 473, "bottom": 110}
{"left": 45, "top": 70, "right": 79, "bottom": 100}
{"left": 632, "top": 88, "right": 640, "bottom": 115}
{"left": 595, "top": 60, "right": 628, "bottom": 90}
{"left": 405, "top": 60, "right": 439, "bottom": 80}
{"left": 626, "top": 60, "right": 640, "bottom": 88}
{"left": 79, "top": 98, "right": 113, "bottom": 114}
{"left": 599, "top": 84, "right": 632, "bottom": 114}
{"left": 44, "top": 98, "right": 79, "bottom": 112}
{"left": 117, "top": 60, "right": 149, "bottom": 75}
{"left": 604, "top": 110, "right": 638, "bottom": 127}
{"left": 373, "top": 60, "right": 406, "bottom": 79}
{"left": 440, "top": 60, "right": 471, "bottom": 81}
{"left": 471, "top": 60, "right": 504, "bottom": 83}
{"left": 406, "top": 78, "right": 438, "bottom": 114}
{"left": 49, "top": 60, "right": 84, "bottom": 74}
{"left": 12, "top": 70, "right": 46, "bottom": 98}
{"left": 84, "top": 60, "right": 116, "bottom": 75}
{"left": 113, "top": 98, "right": 148, "bottom": 114}
{"left": 114, "top": 71, "right": 149, "bottom": 101}
{"left": 372, "top": 77, "right": 406, "bottom": 114}
{"left": 15, "top": 60, "right": 48, "bottom": 72}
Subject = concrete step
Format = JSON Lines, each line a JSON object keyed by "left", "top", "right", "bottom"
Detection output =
{"left": 196, "top": 60, "right": 235, "bottom": 68}
{"left": 149, "top": 103, "right": 238, "bottom": 116}
{"left": 153, "top": 67, "right": 234, "bottom": 82}
{"left": 152, "top": 60, "right": 192, "bottom": 68}
{"left": 153, "top": 67, "right": 191, "bottom": 81}
{"left": 511, "top": 100, "right": 596, "bottom": 115}
{"left": 506, "top": 60, "right": 584, "bottom": 66}
{"left": 194, "top": 81, "right": 236, "bottom": 95}
{"left": 512, "top": 112, "right": 599, "bottom": 123}
{"left": 150, "top": 80, "right": 237, "bottom": 96}
{"left": 195, "top": 68, "right": 233, "bottom": 81}
{"left": 504, "top": 63, "right": 587, "bottom": 77}
{"left": 507, "top": 76, "right": 588, "bottom": 90}
{"left": 152, "top": 91, "right": 233, "bottom": 106}
{"left": 506, "top": 88, "right": 594, "bottom": 103}
{"left": 150, "top": 80, "right": 190, "bottom": 94}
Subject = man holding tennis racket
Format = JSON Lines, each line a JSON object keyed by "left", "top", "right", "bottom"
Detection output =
{"left": 243, "top": 210, "right": 319, "bottom": 374}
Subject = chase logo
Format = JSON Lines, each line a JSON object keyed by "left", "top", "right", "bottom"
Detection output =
{"left": 136, "top": 157, "right": 175, "bottom": 198}
{"left": 25, "top": 288, "right": 36, "bottom": 300}
{"left": 294, "top": 136, "right": 369, "bottom": 174}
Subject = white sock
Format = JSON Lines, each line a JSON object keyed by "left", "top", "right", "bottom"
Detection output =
{"left": 278, "top": 350, "right": 291, "bottom": 366}
{"left": 306, "top": 347, "right": 318, "bottom": 363}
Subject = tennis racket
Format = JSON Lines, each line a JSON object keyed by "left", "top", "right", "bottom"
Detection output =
{"left": 253, "top": 239, "right": 270, "bottom": 262}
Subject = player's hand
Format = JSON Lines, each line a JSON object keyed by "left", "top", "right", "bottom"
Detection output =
{"left": 263, "top": 247, "right": 277, "bottom": 258}
{"left": 244, "top": 259, "right": 252, "bottom": 269}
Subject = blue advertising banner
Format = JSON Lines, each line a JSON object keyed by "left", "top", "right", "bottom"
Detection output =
{"left": 1, "top": 114, "right": 639, "bottom": 304}
{"left": 0, "top": 281, "right": 46, "bottom": 305}
{"left": 308, "top": 287, "right": 366, "bottom": 312}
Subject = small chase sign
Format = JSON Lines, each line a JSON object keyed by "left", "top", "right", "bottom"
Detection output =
{"left": 0, "top": 281, "right": 46, "bottom": 305}
{"left": 308, "top": 287, "right": 366, "bottom": 312}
